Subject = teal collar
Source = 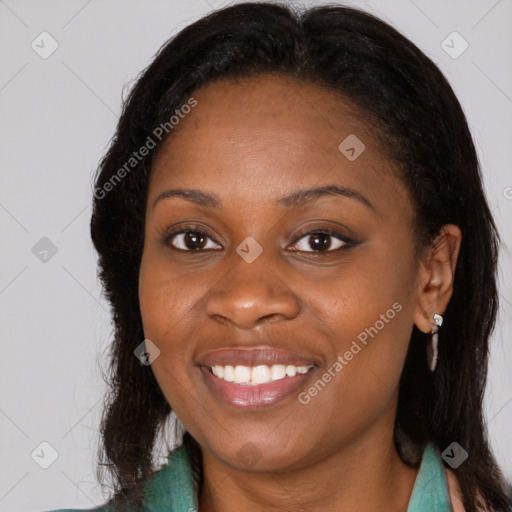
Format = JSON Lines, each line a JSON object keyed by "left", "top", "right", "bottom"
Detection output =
{"left": 407, "top": 443, "right": 453, "bottom": 511}
{"left": 142, "top": 442, "right": 452, "bottom": 512}
{"left": 143, "top": 444, "right": 197, "bottom": 512}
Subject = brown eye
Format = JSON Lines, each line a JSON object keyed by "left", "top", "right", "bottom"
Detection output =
{"left": 165, "top": 229, "right": 222, "bottom": 251}
{"left": 307, "top": 233, "right": 336, "bottom": 251}
{"left": 289, "top": 229, "right": 353, "bottom": 253}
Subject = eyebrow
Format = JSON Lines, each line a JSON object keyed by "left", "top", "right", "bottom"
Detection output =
{"left": 151, "top": 184, "right": 375, "bottom": 212}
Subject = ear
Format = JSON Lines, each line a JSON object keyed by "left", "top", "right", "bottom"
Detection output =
{"left": 413, "top": 224, "right": 462, "bottom": 333}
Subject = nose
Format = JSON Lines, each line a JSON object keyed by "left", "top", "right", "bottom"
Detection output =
{"left": 205, "top": 251, "right": 300, "bottom": 330}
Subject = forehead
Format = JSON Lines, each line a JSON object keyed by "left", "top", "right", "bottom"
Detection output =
{"left": 149, "top": 73, "right": 405, "bottom": 211}
{"left": 157, "top": 73, "right": 373, "bottom": 161}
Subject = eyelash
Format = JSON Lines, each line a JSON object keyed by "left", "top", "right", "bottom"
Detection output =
{"left": 161, "top": 225, "right": 357, "bottom": 254}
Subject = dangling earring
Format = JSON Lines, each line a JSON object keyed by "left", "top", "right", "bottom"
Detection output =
{"left": 427, "top": 313, "right": 443, "bottom": 372}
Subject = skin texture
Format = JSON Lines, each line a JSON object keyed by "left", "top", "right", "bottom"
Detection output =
{"left": 138, "top": 73, "right": 462, "bottom": 512}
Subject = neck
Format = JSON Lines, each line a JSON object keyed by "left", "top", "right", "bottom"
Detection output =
{"left": 197, "top": 424, "right": 419, "bottom": 512}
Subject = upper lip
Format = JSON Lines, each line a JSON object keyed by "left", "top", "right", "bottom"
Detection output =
{"left": 197, "top": 346, "right": 319, "bottom": 368}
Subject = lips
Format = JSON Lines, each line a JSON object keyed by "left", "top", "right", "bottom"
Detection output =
{"left": 197, "top": 347, "right": 318, "bottom": 367}
{"left": 197, "top": 346, "right": 319, "bottom": 409}
{"left": 200, "top": 365, "right": 316, "bottom": 408}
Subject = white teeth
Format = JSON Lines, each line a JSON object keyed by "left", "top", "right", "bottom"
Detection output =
{"left": 223, "top": 365, "right": 234, "bottom": 382}
{"left": 270, "top": 364, "right": 286, "bottom": 380}
{"left": 233, "top": 365, "right": 251, "bottom": 384}
{"left": 210, "top": 363, "right": 313, "bottom": 384}
{"left": 286, "top": 365, "right": 297, "bottom": 377}
{"left": 212, "top": 365, "right": 224, "bottom": 379}
{"left": 251, "top": 365, "right": 271, "bottom": 384}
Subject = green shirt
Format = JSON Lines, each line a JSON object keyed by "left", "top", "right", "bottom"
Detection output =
{"left": 44, "top": 442, "right": 457, "bottom": 512}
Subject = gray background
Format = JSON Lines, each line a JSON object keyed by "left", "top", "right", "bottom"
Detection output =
{"left": 1, "top": 0, "right": 511, "bottom": 510}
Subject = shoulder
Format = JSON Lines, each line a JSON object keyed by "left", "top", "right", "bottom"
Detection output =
{"left": 40, "top": 506, "right": 114, "bottom": 512}
{"left": 446, "top": 468, "right": 465, "bottom": 512}
{"left": 40, "top": 508, "right": 112, "bottom": 512}
{"left": 41, "top": 444, "right": 195, "bottom": 512}
{"left": 445, "top": 468, "right": 496, "bottom": 512}
{"left": 40, "top": 499, "right": 129, "bottom": 512}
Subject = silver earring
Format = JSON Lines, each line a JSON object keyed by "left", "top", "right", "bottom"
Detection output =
{"left": 427, "top": 313, "right": 443, "bottom": 372}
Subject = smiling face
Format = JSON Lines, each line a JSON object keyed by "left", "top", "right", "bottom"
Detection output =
{"left": 138, "top": 73, "right": 425, "bottom": 472}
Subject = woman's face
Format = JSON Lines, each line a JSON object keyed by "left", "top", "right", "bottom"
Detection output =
{"left": 139, "top": 73, "right": 425, "bottom": 471}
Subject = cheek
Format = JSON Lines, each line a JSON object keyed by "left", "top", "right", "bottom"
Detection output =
{"left": 139, "top": 247, "right": 201, "bottom": 341}
{"left": 138, "top": 251, "right": 213, "bottom": 416}
{"left": 139, "top": 256, "right": 188, "bottom": 374}
{"left": 311, "top": 241, "right": 416, "bottom": 393}
{"left": 297, "top": 285, "right": 413, "bottom": 444}
{"left": 139, "top": 285, "right": 197, "bottom": 423}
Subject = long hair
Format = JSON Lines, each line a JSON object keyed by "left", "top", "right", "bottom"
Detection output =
{"left": 90, "top": 3, "right": 511, "bottom": 511}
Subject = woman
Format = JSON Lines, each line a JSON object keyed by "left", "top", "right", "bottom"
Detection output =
{"left": 45, "top": 2, "right": 512, "bottom": 511}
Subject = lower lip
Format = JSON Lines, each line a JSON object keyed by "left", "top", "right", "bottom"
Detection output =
{"left": 200, "top": 366, "right": 314, "bottom": 409}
